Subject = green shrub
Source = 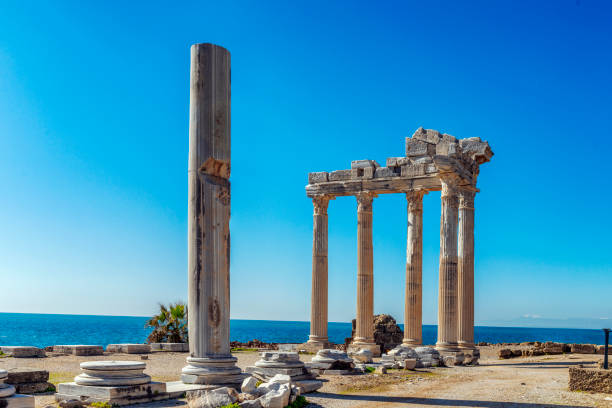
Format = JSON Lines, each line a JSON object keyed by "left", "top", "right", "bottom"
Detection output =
{"left": 364, "top": 366, "right": 375, "bottom": 373}
{"left": 219, "top": 404, "right": 240, "bottom": 408}
{"left": 286, "top": 395, "right": 309, "bottom": 408}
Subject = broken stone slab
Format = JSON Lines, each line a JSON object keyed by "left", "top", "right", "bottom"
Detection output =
{"left": 414, "top": 347, "right": 441, "bottom": 368}
{"left": 435, "top": 141, "right": 459, "bottom": 156}
{"left": 412, "top": 127, "right": 442, "bottom": 144}
{"left": 56, "top": 382, "right": 168, "bottom": 406}
{"left": 12, "top": 382, "right": 54, "bottom": 394}
{"left": 258, "top": 383, "right": 290, "bottom": 408}
{"left": 106, "top": 344, "right": 151, "bottom": 354}
{"left": 311, "top": 349, "right": 354, "bottom": 371}
{"left": 401, "top": 164, "right": 427, "bottom": 177}
{"left": 293, "top": 380, "right": 322, "bottom": 393}
{"left": 441, "top": 352, "right": 465, "bottom": 366}
{"left": 409, "top": 155, "right": 434, "bottom": 165}
{"left": 52, "top": 345, "right": 103, "bottom": 356}
{"left": 0, "top": 347, "right": 46, "bottom": 358}
{"left": 374, "top": 167, "right": 398, "bottom": 178}
{"left": 164, "top": 381, "right": 217, "bottom": 399}
{"left": 245, "top": 367, "right": 304, "bottom": 377}
{"left": 385, "top": 345, "right": 418, "bottom": 360}
{"left": 348, "top": 349, "right": 373, "bottom": 363}
{"left": 308, "top": 172, "right": 328, "bottom": 184}
{"left": 6, "top": 368, "right": 49, "bottom": 384}
{"left": 350, "top": 160, "right": 380, "bottom": 169}
{"left": 186, "top": 387, "right": 238, "bottom": 408}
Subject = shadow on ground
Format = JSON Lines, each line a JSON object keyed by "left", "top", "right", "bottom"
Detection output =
{"left": 483, "top": 360, "right": 597, "bottom": 368}
{"left": 306, "top": 392, "right": 588, "bottom": 408}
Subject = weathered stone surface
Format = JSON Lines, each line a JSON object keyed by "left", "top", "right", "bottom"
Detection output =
{"left": 308, "top": 172, "right": 329, "bottom": 184}
{"left": 12, "top": 382, "right": 53, "bottom": 394}
{"left": 0, "top": 384, "right": 16, "bottom": 398}
{"left": 412, "top": 127, "right": 441, "bottom": 144}
{"left": 293, "top": 380, "right": 322, "bottom": 393}
{"left": 401, "top": 164, "right": 426, "bottom": 178}
{"left": 374, "top": 167, "right": 397, "bottom": 178}
{"left": 436, "top": 141, "right": 459, "bottom": 156}
{"left": 6, "top": 369, "right": 49, "bottom": 384}
{"left": 0, "top": 347, "right": 45, "bottom": 358}
{"left": 406, "top": 139, "right": 436, "bottom": 157}
{"left": 52, "top": 346, "right": 103, "bottom": 356}
{"left": 239, "top": 399, "right": 262, "bottom": 408}
{"left": 312, "top": 349, "right": 353, "bottom": 365}
{"left": 187, "top": 387, "right": 237, "bottom": 408}
{"left": 74, "top": 361, "right": 150, "bottom": 387}
{"left": 403, "top": 359, "right": 417, "bottom": 370}
{"left": 328, "top": 170, "right": 352, "bottom": 181}
{"left": 106, "top": 344, "right": 151, "bottom": 354}
{"left": 569, "top": 367, "right": 612, "bottom": 393}
{"left": 351, "top": 160, "right": 380, "bottom": 169}
{"left": 348, "top": 349, "right": 373, "bottom": 363}
{"left": 570, "top": 344, "right": 597, "bottom": 354}
{"left": 241, "top": 377, "right": 258, "bottom": 394}
{"left": 56, "top": 382, "right": 167, "bottom": 404}
{"left": 597, "top": 345, "right": 612, "bottom": 355}
{"left": 498, "top": 349, "right": 512, "bottom": 359}
{"left": 372, "top": 315, "right": 403, "bottom": 353}
{"left": 258, "top": 383, "right": 290, "bottom": 408}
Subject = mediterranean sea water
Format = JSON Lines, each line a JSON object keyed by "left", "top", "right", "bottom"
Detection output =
{"left": 0, "top": 313, "right": 606, "bottom": 348}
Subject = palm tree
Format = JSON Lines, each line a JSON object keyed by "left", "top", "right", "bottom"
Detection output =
{"left": 146, "top": 302, "right": 188, "bottom": 343}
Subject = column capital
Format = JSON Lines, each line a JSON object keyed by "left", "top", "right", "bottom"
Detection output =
{"left": 439, "top": 173, "right": 462, "bottom": 198}
{"left": 312, "top": 195, "right": 334, "bottom": 215}
{"left": 459, "top": 189, "right": 476, "bottom": 210}
{"left": 355, "top": 191, "right": 377, "bottom": 213}
{"left": 405, "top": 190, "right": 428, "bottom": 212}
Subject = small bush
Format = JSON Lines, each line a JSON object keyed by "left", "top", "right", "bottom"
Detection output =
{"left": 287, "top": 395, "right": 309, "bottom": 408}
{"left": 219, "top": 404, "right": 240, "bottom": 408}
{"left": 90, "top": 402, "right": 115, "bottom": 408}
{"left": 364, "top": 366, "right": 375, "bottom": 373}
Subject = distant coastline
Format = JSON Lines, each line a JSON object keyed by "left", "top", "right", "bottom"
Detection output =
{"left": 0, "top": 312, "right": 607, "bottom": 348}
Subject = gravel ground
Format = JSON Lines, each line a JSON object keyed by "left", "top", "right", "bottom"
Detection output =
{"left": 1, "top": 347, "right": 610, "bottom": 408}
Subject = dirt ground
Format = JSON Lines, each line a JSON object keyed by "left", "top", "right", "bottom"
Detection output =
{"left": 1, "top": 347, "right": 611, "bottom": 408}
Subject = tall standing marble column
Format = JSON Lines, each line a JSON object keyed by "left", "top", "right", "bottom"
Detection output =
{"left": 182, "top": 43, "right": 243, "bottom": 385}
{"left": 436, "top": 174, "right": 460, "bottom": 352}
{"left": 403, "top": 190, "right": 427, "bottom": 346}
{"left": 308, "top": 195, "right": 333, "bottom": 349}
{"left": 458, "top": 189, "right": 476, "bottom": 350}
{"left": 352, "top": 192, "right": 380, "bottom": 356}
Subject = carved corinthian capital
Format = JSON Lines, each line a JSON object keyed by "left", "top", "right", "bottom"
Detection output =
{"left": 439, "top": 173, "right": 461, "bottom": 198}
{"left": 459, "top": 190, "right": 476, "bottom": 210}
{"left": 406, "top": 190, "right": 427, "bottom": 212}
{"left": 312, "top": 195, "right": 333, "bottom": 215}
{"left": 355, "top": 192, "right": 376, "bottom": 213}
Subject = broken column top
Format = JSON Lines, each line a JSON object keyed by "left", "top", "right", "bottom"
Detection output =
{"left": 306, "top": 127, "right": 493, "bottom": 197}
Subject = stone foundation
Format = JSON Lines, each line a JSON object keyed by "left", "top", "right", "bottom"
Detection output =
{"left": 6, "top": 368, "right": 53, "bottom": 394}
{"left": 52, "top": 345, "right": 103, "bottom": 356}
{"left": 0, "top": 347, "right": 45, "bottom": 358}
{"left": 568, "top": 367, "right": 612, "bottom": 393}
{"left": 150, "top": 343, "right": 189, "bottom": 352}
{"left": 1, "top": 369, "right": 34, "bottom": 408}
{"left": 106, "top": 344, "right": 151, "bottom": 354}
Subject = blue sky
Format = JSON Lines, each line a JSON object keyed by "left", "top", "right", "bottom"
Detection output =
{"left": 1, "top": 0, "right": 611, "bottom": 329}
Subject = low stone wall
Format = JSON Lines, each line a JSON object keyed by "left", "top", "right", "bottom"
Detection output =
{"left": 498, "top": 342, "right": 610, "bottom": 359}
{"left": 569, "top": 367, "right": 612, "bottom": 393}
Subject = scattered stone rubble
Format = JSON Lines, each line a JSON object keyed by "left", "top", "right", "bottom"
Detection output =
{"left": 245, "top": 352, "right": 314, "bottom": 383}
{"left": 346, "top": 314, "right": 404, "bottom": 354}
{"left": 305, "top": 349, "right": 356, "bottom": 375}
{"left": 5, "top": 368, "right": 53, "bottom": 394}
{"left": 380, "top": 345, "right": 447, "bottom": 368}
{"left": 569, "top": 367, "right": 612, "bottom": 393}
{"left": 498, "top": 342, "right": 610, "bottom": 359}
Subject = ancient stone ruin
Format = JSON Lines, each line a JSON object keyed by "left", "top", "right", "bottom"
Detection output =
{"left": 305, "top": 127, "right": 493, "bottom": 360}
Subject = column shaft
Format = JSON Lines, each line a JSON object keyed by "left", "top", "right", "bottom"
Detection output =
{"left": 182, "top": 43, "right": 242, "bottom": 385}
{"left": 308, "top": 195, "right": 332, "bottom": 346}
{"left": 458, "top": 190, "right": 476, "bottom": 349}
{"left": 404, "top": 191, "right": 426, "bottom": 346}
{"left": 436, "top": 174, "right": 460, "bottom": 351}
{"left": 354, "top": 192, "right": 375, "bottom": 345}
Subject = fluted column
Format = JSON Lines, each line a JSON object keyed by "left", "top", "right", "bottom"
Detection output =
{"left": 436, "top": 174, "right": 460, "bottom": 352}
{"left": 403, "top": 190, "right": 427, "bottom": 346}
{"left": 308, "top": 195, "right": 333, "bottom": 348}
{"left": 353, "top": 192, "right": 378, "bottom": 354}
{"left": 458, "top": 189, "right": 476, "bottom": 350}
{"left": 182, "top": 43, "right": 243, "bottom": 385}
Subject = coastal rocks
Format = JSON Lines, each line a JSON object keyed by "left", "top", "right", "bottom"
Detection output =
{"left": 245, "top": 352, "right": 312, "bottom": 382}
{"left": 5, "top": 368, "right": 54, "bottom": 394}
{"left": 52, "top": 345, "right": 103, "bottom": 356}
{"left": 150, "top": 343, "right": 189, "bottom": 352}
{"left": 0, "top": 369, "right": 35, "bottom": 408}
{"left": 106, "top": 344, "right": 151, "bottom": 354}
{"left": 305, "top": 349, "right": 356, "bottom": 375}
{"left": 55, "top": 361, "right": 170, "bottom": 406}
{"left": 414, "top": 347, "right": 441, "bottom": 368}
{"left": 570, "top": 344, "right": 597, "bottom": 354}
{"left": 0, "top": 347, "right": 46, "bottom": 358}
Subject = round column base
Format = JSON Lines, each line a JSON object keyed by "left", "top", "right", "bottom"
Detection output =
{"left": 402, "top": 339, "right": 422, "bottom": 347}
{"left": 348, "top": 341, "right": 381, "bottom": 357}
{"left": 435, "top": 342, "right": 460, "bottom": 352}
{"left": 182, "top": 356, "right": 245, "bottom": 385}
{"left": 457, "top": 341, "right": 476, "bottom": 350}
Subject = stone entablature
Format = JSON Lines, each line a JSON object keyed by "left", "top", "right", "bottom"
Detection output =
{"left": 306, "top": 127, "right": 492, "bottom": 197}
{"left": 304, "top": 127, "right": 493, "bottom": 360}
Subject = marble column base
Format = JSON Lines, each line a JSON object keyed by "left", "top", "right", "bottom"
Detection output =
{"left": 402, "top": 339, "right": 422, "bottom": 347}
{"left": 302, "top": 338, "right": 332, "bottom": 353}
{"left": 182, "top": 356, "right": 246, "bottom": 386}
{"left": 439, "top": 351, "right": 465, "bottom": 366}
{"left": 348, "top": 342, "right": 381, "bottom": 357}
{"left": 435, "top": 342, "right": 460, "bottom": 352}
{"left": 56, "top": 382, "right": 169, "bottom": 406}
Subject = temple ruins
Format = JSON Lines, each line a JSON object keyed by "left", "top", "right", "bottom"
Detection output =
{"left": 304, "top": 128, "right": 493, "bottom": 359}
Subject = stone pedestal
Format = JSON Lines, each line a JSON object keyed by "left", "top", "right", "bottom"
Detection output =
{"left": 56, "top": 361, "right": 170, "bottom": 406}
{"left": 245, "top": 352, "right": 312, "bottom": 382}
{"left": 0, "top": 346, "right": 45, "bottom": 358}
{"left": 5, "top": 368, "right": 53, "bottom": 394}
{"left": 182, "top": 43, "right": 243, "bottom": 387}
{"left": 52, "top": 345, "right": 103, "bottom": 356}
{"left": 307, "top": 195, "right": 333, "bottom": 350}
{"left": 1, "top": 369, "right": 34, "bottom": 408}
{"left": 353, "top": 192, "right": 379, "bottom": 356}
{"left": 106, "top": 344, "right": 151, "bottom": 354}
{"left": 436, "top": 175, "right": 460, "bottom": 352}
{"left": 403, "top": 191, "right": 426, "bottom": 346}
{"left": 458, "top": 189, "right": 476, "bottom": 351}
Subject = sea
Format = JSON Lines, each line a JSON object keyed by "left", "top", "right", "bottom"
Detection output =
{"left": 0, "top": 313, "right": 606, "bottom": 348}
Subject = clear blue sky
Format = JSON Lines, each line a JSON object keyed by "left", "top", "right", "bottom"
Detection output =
{"left": 1, "top": 1, "right": 611, "bottom": 329}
